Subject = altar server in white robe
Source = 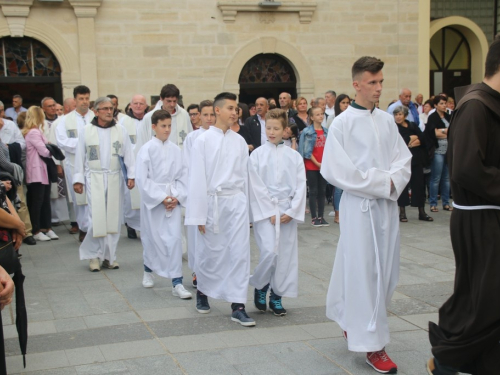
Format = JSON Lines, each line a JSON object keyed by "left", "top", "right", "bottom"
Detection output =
{"left": 73, "top": 97, "right": 135, "bottom": 272}
{"left": 248, "top": 109, "right": 306, "bottom": 317}
{"left": 118, "top": 94, "right": 148, "bottom": 238}
{"left": 136, "top": 110, "right": 192, "bottom": 298}
{"left": 136, "top": 84, "right": 191, "bottom": 151}
{"left": 56, "top": 85, "right": 93, "bottom": 241}
{"left": 320, "top": 56, "right": 411, "bottom": 374}
{"left": 183, "top": 100, "right": 215, "bottom": 288}
{"left": 185, "top": 92, "right": 255, "bottom": 327}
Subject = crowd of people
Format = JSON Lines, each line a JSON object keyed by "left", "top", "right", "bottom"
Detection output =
{"left": 0, "top": 38, "right": 499, "bottom": 374}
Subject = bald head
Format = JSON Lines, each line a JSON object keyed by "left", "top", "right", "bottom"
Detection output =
{"left": 63, "top": 98, "right": 76, "bottom": 114}
{"left": 130, "top": 94, "right": 148, "bottom": 119}
{"left": 255, "top": 97, "right": 269, "bottom": 117}
{"left": 399, "top": 88, "right": 412, "bottom": 106}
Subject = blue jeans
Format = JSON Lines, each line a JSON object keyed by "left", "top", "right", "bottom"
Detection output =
{"left": 429, "top": 153, "right": 450, "bottom": 207}
{"left": 144, "top": 265, "right": 182, "bottom": 286}
{"left": 333, "top": 186, "right": 343, "bottom": 211}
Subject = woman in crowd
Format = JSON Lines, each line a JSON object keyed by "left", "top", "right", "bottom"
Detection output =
{"left": 23, "top": 106, "right": 58, "bottom": 241}
{"left": 299, "top": 106, "right": 328, "bottom": 227}
{"left": 238, "top": 103, "right": 250, "bottom": 125}
{"left": 282, "top": 123, "right": 299, "bottom": 151}
{"left": 330, "top": 94, "right": 350, "bottom": 224}
{"left": 231, "top": 106, "right": 253, "bottom": 153}
{"left": 424, "top": 95, "right": 452, "bottom": 213}
{"left": 290, "top": 96, "right": 310, "bottom": 131}
{"left": 393, "top": 106, "right": 433, "bottom": 222}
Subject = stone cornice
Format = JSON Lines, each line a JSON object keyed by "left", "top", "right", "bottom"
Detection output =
{"left": 0, "top": 0, "right": 33, "bottom": 37}
{"left": 68, "top": 0, "right": 102, "bottom": 18}
{"left": 217, "top": 1, "right": 317, "bottom": 24}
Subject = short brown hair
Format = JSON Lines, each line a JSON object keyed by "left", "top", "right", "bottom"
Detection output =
{"left": 151, "top": 109, "right": 171, "bottom": 125}
{"left": 265, "top": 108, "right": 288, "bottom": 129}
{"left": 352, "top": 56, "right": 384, "bottom": 80}
{"left": 485, "top": 34, "right": 500, "bottom": 78}
{"left": 199, "top": 100, "right": 213, "bottom": 111}
{"left": 160, "top": 84, "right": 180, "bottom": 99}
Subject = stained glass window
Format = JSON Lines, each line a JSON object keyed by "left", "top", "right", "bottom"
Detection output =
{"left": 0, "top": 37, "right": 61, "bottom": 77}
{"left": 239, "top": 54, "right": 296, "bottom": 84}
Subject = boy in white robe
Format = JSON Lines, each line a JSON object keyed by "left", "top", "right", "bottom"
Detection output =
{"left": 183, "top": 100, "right": 215, "bottom": 288}
{"left": 320, "top": 57, "right": 412, "bottom": 374}
{"left": 248, "top": 109, "right": 306, "bottom": 316}
{"left": 136, "top": 110, "right": 192, "bottom": 299}
{"left": 73, "top": 97, "right": 136, "bottom": 272}
{"left": 185, "top": 92, "right": 255, "bottom": 326}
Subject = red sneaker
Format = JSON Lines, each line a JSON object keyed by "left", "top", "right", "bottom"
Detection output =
{"left": 343, "top": 331, "right": 348, "bottom": 341}
{"left": 366, "top": 349, "right": 397, "bottom": 374}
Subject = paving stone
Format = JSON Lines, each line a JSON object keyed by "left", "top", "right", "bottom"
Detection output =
{"left": 400, "top": 313, "right": 439, "bottom": 330}
{"left": 84, "top": 311, "right": 140, "bottom": 328}
{"left": 161, "top": 332, "right": 227, "bottom": 353}
{"left": 19, "top": 367, "right": 78, "bottom": 375}
{"left": 273, "top": 349, "right": 347, "bottom": 374}
{"left": 54, "top": 317, "right": 88, "bottom": 333}
{"left": 123, "top": 355, "right": 185, "bottom": 375}
{"left": 6, "top": 350, "right": 69, "bottom": 374}
{"left": 388, "top": 297, "right": 439, "bottom": 316}
{"left": 235, "top": 361, "right": 297, "bottom": 375}
{"left": 75, "top": 361, "right": 131, "bottom": 375}
{"left": 99, "top": 339, "right": 165, "bottom": 361}
{"left": 65, "top": 346, "right": 105, "bottom": 366}
{"left": 249, "top": 325, "right": 315, "bottom": 344}
{"left": 174, "top": 351, "right": 241, "bottom": 375}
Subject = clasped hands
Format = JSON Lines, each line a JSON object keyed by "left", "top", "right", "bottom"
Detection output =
{"left": 270, "top": 214, "right": 292, "bottom": 225}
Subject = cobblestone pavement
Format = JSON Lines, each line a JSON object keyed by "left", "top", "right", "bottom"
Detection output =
{"left": 3, "top": 205, "right": 457, "bottom": 374}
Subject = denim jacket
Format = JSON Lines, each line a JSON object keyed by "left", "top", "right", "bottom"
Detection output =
{"left": 298, "top": 125, "right": 328, "bottom": 159}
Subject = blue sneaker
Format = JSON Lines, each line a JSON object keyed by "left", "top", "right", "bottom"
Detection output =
{"left": 231, "top": 307, "right": 256, "bottom": 327}
{"left": 254, "top": 287, "right": 268, "bottom": 312}
{"left": 196, "top": 291, "right": 210, "bottom": 314}
{"left": 269, "top": 289, "right": 287, "bottom": 316}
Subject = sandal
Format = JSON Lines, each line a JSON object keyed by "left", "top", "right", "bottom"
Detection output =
{"left": 443, "top": 205, "right": 453, "bottom": 211}
{"left": 430, "top": 206, "right": 438, "bottom": 212}
{"left": 399, "top": 214, "right": 408, "bottom": 222}
{"left": 419, "top": 214, "right": 434, "bottom": 221}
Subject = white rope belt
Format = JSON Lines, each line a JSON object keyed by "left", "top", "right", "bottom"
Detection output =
{"left": 453, "top": 202, "right": 500, "bottom": 210}
{"left": 208, "top": 187, "right": 242, "bottom": 233}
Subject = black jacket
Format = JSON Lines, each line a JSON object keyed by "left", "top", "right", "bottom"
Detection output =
{"left": 244, "top": 114, "right": 264, "bottom": 150}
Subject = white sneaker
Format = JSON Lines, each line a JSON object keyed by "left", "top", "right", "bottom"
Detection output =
{"left": 89, "top": 258, "right": 100, "bottom": 272}
{"left": 328, "top": 211, "right": 335, "bottom": 217}
{"left": 33, "top": 232, "right": 51, "bottom": 241}
{"left": 172, "top": 284, "right": 192, "bottom": 299}
{"left": 142, "top": 272, "right": 154, "bottom": 288}
{"left": 45, "top": 230, "right": 59, "bottom": 240}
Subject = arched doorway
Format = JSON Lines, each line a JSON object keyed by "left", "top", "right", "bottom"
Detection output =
{"left": 430, "top": 27, "right": 471, "bottom": 98}
{"left": 238, "top": 54, "right": 297, "bottom": 104}
{"left": 0, "top": 36, "right": 62, "bottom": 107}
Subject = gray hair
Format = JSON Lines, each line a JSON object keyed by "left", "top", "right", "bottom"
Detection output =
{"left": 311, "top": 97, "right": 325, "bottom": 107}
{"left": 0, "top": 100, "right": 3, "bottom": 109}
{"left": 392, "top": 105, "right": 409, "bottom": 117}
{"left": 94, "top": 96, "right": 112, "bottom": 110}
{"left": 41, "top": 97, "right": 54, "bottom": 107}
{"left": 325, "top": 90, "right": 337, "bottom": 97}
{"left": 13, "top": 94, "right": 22, "bottom": 102}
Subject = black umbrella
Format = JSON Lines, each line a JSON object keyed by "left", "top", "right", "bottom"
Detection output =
{"left": 0, "top": 304, "right": 6, "bottom": 375}
{"left": 12, "top": 270, "right": 27, "bottom": 368}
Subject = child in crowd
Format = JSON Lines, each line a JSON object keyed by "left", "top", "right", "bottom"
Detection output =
{"left": 282, "top": 123, "right": 299, "bottom": 151}
{"left": 249, "top": 109, "right": 306, "bottom": 316}
{"left": 299, "top": 106, "right": 329, "bottom": 227}
{"left": 135, "top": 110, "right": 192, "bottom": 299}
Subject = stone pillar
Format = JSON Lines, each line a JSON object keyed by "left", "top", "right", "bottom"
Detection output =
{"left": 0, "top": 0, "right": 33, "bottom": 37}
{"left": 418, "top": 0, "right": 431, "bottom": 98}
{"left": 69, "top": 0, "right": 102, "bottom": 97}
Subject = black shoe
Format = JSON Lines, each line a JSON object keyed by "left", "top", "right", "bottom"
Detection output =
{"left": 126, "top": 224, "right": 137, "bottom": 239}
{"left": 196, "top": 291, "right": 210, "bottom": 314}
{"left": 269, "top": 289, "right": 287, "bottom": 316}
{"left": 311, "top": 218, "right": 322, "bottom": 227}
{"left": 318, "top": 217, "right": 330, "bottom": 227}
{"left": 254, "top": 286, "right": 268, "bottom": 312}
{"left": 23, "top": 236, "right": 36, "bottom": 245}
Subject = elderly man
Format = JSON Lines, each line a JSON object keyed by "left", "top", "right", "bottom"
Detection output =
{"left": 63, "top": 98, "right": 76, "bottom": 114}
{"left": 73, "top": 97, "right": 135, "bottom": 272}
{"left": 42, "top": 97, "right": 58, "bottom": 133}
{"left": 244, "top": 97, "right": 269, "bottom": 152}
{"left": 118, "top": 94, "right": 148, "bottom": 239}
{"left": 5, "top": 95, "right": 27, "bottom": 122}
{"left": 387, "top": 88, "right": 420, "bottom": 126}
{"left": 414, "top": 93, "right": 424, "bottom": 114}
{"left": 56, "top": 85, "right": 94, "bottom": 241}
{"left": 325, "top": 90, "right": 337, "bottom": 118}
{"left": 55, "top": 103, "right": 64, "bottom": 117}
{"left": 278, "top": 92, "right": 297, "bottom": 119}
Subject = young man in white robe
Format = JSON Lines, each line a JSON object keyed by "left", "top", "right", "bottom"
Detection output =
{"left": 73, "top": 97, "right": 135, "bottom": 272}
{"left": 248, "top": 109, "right": 306, "bottom": 317}
{"left": 56, "top": 85, "right": 94, "bottom": 241}
{"left": 185, "top": 92, "right": 255, "bottom": 326}
{"left": 320, "top": 56, "right": 412, "bottom": 374}
{"left": 136, "top": 110, "right": 192, "bottom": 299}
{"left": 182, "top": 100, "right": 215, "bottom": 289}
{"left": 118, "top": 94, "right": 148, "bottom": 239}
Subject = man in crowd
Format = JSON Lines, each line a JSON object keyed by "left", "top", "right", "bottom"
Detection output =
{"left": 414, "top": 93, "right": 424, "bottom": 114}
{"left": 387, "top": 88, "right": 420, "bottom": 126}
{"left": 56, "top": 85, "right": 93, "bottom": 241}
{"left": 427, "top": 34, "right": 500, "bottom": 375}
{"left": 118, "top": 94, "right": 148, "bottom": 239}
{"left": 245, "top": 97, "right": 268, "bottom": 152}
{"left": 42, "top": 97, "right": 58, "bottom": 133}
{"left": 73, "top": 97, "right": 135, "bottom": 272}
{"left": 187, "top": 104, "right": 201, "bottom": 130}
{"left": 325, "top": 90, "right": 337, "bottom": 118}
{"left": 107, "top": 94, "right": 125, "bottom": 122}
{"left": 63, "top": 98, "right": 76, "bottom": 114}
{"left": 5, "top": 95, "right": 27, "bottom": 122}
{"left": 55, "top": 103, "right": 64, "bottom": 117}
{"left": 321, "top": 56, "right": 411, "bottom": 374}
{"left": 278, "top": 92, "right": 297, "bottom": 119}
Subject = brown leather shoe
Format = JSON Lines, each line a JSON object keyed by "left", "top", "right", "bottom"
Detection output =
{"left": 79, "top": 230, "right": 87, "bottom": 242}
{"left": 69, "top": 225, "right": 79, "bottom": 234}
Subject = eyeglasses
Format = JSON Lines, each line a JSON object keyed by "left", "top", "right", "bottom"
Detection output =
{"left": 189, "top": 113, "right": 199, "bottom": 117}
{"left": 98, "top": 107, "right": 114, "bottom": 112}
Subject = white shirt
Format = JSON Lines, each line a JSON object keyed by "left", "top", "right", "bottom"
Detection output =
{"left": 325, "top": 105, "right": 335, "bottom": 118}
{"left": 258, "top": 114, "right": 266, "bottom": 146}
{"left": 0, "top": 119, "right": 26, "bottom": 150}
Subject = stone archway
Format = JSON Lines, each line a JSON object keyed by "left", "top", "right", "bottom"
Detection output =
{"left": 222, "top": 37, "right": 314, "bottom": 99}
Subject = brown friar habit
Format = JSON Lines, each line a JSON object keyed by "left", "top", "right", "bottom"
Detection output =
{"left": 429, "top": 82, "right": 500, "bottom": 374}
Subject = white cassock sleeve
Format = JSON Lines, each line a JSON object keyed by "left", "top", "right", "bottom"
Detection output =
{"left": 72, "top": 127, "right": 86, "bottom": 186}
{"left": 174, "top": 151, "right": 188, "bottom": 207}
{"left": 121, "top": 126, "right": 135, "bottom": 179}
{"left": 247, "top": 155, "right": 275, "bottom": 223}
{"left": 184, "top": 138, "right": 208, "bottom": 226}
{"left": 56, "top": 117, "right": 78, "bottom": 154}
{"left": 285, "top": 154, "right": 307, "bottom": 222}
{"left": 136, "top": 147, "right": 167, "bottom": 210}
{"left": 135, "top": 114, "right": 153, "bottom": 153}
{"left": 321, "top": 124, "right": 411, "bottom": 201}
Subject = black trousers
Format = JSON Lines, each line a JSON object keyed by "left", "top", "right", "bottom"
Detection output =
{"left": 306, "top": 170, "right": 327, "bottom": 218}
{"left": 398, "top": 164, "right": 425, "bottom": 208}
{"left": 27, "top": 183, "right": 51, "bottom": 233}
